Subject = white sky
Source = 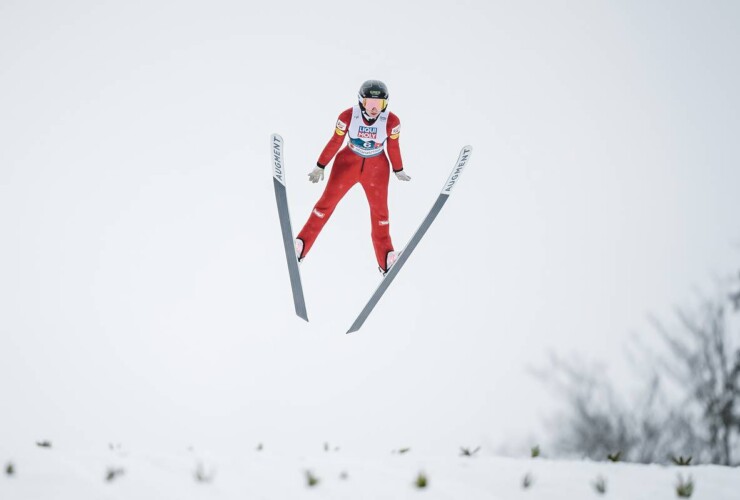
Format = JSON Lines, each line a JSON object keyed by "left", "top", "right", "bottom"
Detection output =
{"left": 1, "top": 0, "right": 739, "bottom": 455}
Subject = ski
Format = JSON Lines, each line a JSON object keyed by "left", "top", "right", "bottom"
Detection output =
{"left": 271, "top": 133, "right": 308, "bottom": 321}
{"left": 346, "top": 145, "right": 473, "bottom": 334}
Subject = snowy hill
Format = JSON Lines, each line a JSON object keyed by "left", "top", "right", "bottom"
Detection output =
{"left": 1, "top": 443, "right": 737, "bottom": 499}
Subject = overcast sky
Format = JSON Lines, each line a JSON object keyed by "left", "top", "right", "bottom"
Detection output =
{"left": 1, "top": 0, "right": 739, "bottom": 456}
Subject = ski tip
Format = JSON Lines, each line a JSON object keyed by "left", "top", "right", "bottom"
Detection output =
{"left": 346, "top": 326, "right": 360, "bottom": 334}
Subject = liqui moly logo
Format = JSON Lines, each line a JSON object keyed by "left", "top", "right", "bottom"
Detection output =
{"left": 442, "top": 146, "right": 472, "bottom": 195}
{"left": 358, "top": 126, "right": 377, "bottom": 140}
{"left": 272, "top": 135, "right": 284, "bottom": 185}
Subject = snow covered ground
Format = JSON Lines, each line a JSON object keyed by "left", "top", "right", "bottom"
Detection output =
{"left": 1, "top": 442, "right": 738, "bottom": 499}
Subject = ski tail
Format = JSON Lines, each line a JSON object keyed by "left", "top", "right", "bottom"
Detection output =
{"left": 271, "top": 133, "right": 309, "bottom": 321}
{"left": 346, "top": 145, "right": 472, "bottom": 333}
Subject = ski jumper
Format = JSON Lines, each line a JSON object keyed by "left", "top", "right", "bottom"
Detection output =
{"left": 297, "top": 105, "right": 404, "bottom": 271}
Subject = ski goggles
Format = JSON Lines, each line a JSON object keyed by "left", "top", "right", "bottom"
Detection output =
{"left": 362, "top": 98, "right": 386, "bottom": 111}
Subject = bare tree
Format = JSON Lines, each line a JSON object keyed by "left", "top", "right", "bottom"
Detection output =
{"left": 651, "top": 295, "right": 740, "bottom": 465}
{"left": 539, "top": 270, "right": 740, "bottom": 465}
{"left": 534, "top": 355, "right": 696, "bottom": 463}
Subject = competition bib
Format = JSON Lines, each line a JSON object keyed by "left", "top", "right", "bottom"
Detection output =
{"left": 347, "top": 105, "right": 389, "bottom": 158}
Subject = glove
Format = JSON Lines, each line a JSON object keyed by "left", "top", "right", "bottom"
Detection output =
{"left": 394, "top": 170, "right": 411, "bottom": 181}
{"left": 308, "top": 166, "right": 325, "bottom": 183}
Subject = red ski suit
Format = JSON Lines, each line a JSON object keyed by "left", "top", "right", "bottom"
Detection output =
{"left": 297, "top": 106, "right": 404, "bottom": 271}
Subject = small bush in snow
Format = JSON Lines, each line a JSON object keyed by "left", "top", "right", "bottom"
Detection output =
{"left": 105, "top": 467, "right": 125, "bottom": 482}
{"left": 194, "top": 462, "right": 215, "bottom": 483}
{"left": 414, "top": 471, "right": 428, "bottom": 489}
{"left": 36, "top": 441, "right": 52, "bottom": 448}
{"left": 460, "top": 446, "right": 480, "bottom": 457}
{"left": 607, "top": 452, "right": 622, "bottom": 462}
{"left": 256, "top": 443, "right": 263, "bottom": 451}
{"left": 672, "top": 456, "right": 692, "bottom": 466}
{"left": 323, "top": 442, "right": 339, "bottom": 452}
{"left": 522, "top": 472, "right": 534, "bottom": 489}
{"left": 339, "top": 471, "right": 349, "bottom": 480}
{"left": 593, "top": 475, "right": 607, "bottom": 494}
{"left": 5, "top": 462, "right": 15, "bottom": 476}
{"left": 676, "top": 474, "right": 694, "bottom": 497}
{"left": 531, "top": 445, "right": 540, "bottom": 458}
{"left": 305, "top": 470, "right": 320, "bottom": 487}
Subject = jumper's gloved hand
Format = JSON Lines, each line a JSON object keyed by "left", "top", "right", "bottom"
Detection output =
{"left": 308, "top": 166, "right": 325, "bottom": 183}
{"left": 394, "top": 170, "right": 411, "bottom": 182}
